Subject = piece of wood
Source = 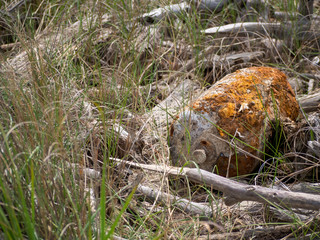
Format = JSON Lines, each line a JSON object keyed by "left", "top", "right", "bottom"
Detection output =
{"left": 139, "top": 2, "right": 189, "bottom": 24}
{"left": 308, "top": 140, "right": 320, "bottom": 157}
{"left": 198, "top": 224, "right": 297, "bottom": 240}
{"left": 111, "top": 158, "right": 320, "bottom": 211}
{"left": 187, "top": 169, "right": 320, "bottom": 210}
{"left": 67, "top": 162, "right": 101, "bottom": 179}
{"left": 137, "top": 185, "right": 213, "bottom": 217}
{"left": 202, "top": 22, "right": 291, "bottom": 38}
{"left": 191, "top": 0, "right": 230, "bottom": 12}
{"left": 202, "top": 21, "right": 320, "bottom": 41}
{"left": 298, "top": 90, "right": 320, "bottom": 112}
{"left": 274, "top": 0, "right": 314, "bottom": 22}
{"left": 239, "top": 201, "right": 312, "bottom": 222}
{"left": 145, "top": 79, "right": 201, "bottom": 128}
{"left": 308, "top": 78, "right": 315, "bottom": 93}
{"left": 112, "top": 236, "right": 128, "bottom": 240}
{"left": 290, "top": 182, "right": 320, "bottom": 195}
{"left": 139, "top": 0, "right": 231, "bottom": 24}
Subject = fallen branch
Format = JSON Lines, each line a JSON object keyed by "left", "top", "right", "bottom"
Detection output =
{"left": 139, "top": 2, "right": 189, "bottom": 24}
{"left": 298, "top": 90, "right": 320, "bottom": 113}
{"left": 290, "top": 182, "right": 320, "bottom": 195}
{"left": 66, "top": 162, "right": 101, "bottom": 179}
{"left": 198, "top": 224, "right": 298, "bottom": 240}
{"left": 139, "top": 0, "right": 230, "bottom": 24}
{"left": 137, "top": 185, "right": 213, "bottom": 217}
{"left": 202, "top": 21, "right": 320, "bottom": 41}
{"left": 111, "top": 158, "right": 320, "bottom": 211}
{"left": 202, "top": 22, "right": 289, "bottom": 37}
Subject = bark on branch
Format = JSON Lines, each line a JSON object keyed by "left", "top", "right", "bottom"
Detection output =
{"left": 137, "top": 185, "right": 213, "bottom": 217}
{"left": 111, "top": 158, "right": 320, "bottom": 211}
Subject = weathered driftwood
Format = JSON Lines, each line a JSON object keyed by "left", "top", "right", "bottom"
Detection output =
{"left": 139, "top": 185, "right": 313, "bottom": 222}
{"left": 202, "top": 51, "right": 265, "bottom": 71}
{"left": 139, "top": 2, "right": 189, "bottom": 24}
{"left": 274, "top": 0, "right": 314, "bottom": 21}
{"left": 190, "top": 0, "right": 231, "bottom": 12}
{"left": 137, "top": 185, "right": 213, "bottom": 217}
{"left": 288, "top": 77, "right": 307, "bottom": 93}
{"left": 66, "top": 162, "right": 101, "bottom": 179}
{"left": 217, "top": 51, "right": 264, "bottom": 62}
{"left": 139, "top": 0, "right": 231, "bottom": 24}
{"left": 202, "top": 22, "right": 291, "bottom": 38}
{"left": 198, "top": 224, "right": 299, "bottom": 240}
{"left": 204, "top": 0, "right": 315, "bottom": 35}
{"left": 110, "top": 158, "right": 320, "bottom": 211}
{"left": 240, "top": 201, "right": 312, "bottom": 223}
{"left": 112, "top": 236, "right": 128, "bottom": 240}
{"left": 169, "top": 67, "right": 299, "bottom": 177}
{"left": 307, "top": 141, "right": 320, "bottom": 157}
{"left": 298, "top": 90, "right": 320, "bottom": 112}
{"left": 145, "top": 79, "right": 201, "bottom": 128}
{"left": 203, "top": 21, "right": 320, "bottom": 41}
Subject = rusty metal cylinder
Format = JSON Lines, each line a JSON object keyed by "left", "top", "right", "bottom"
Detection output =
{"left": 169, "top": 67, "right": 300, "bottom": 177}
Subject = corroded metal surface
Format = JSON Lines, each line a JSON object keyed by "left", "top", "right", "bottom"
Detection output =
{"left": 169, "top": 67, "right": 300, "bottom": 177}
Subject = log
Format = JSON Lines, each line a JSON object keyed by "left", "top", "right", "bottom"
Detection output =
{"left": 111, "top": 158, "right": 320, "bottom": 211}
{"left": 137, "top": 185, "right": 213, "bottom": 217}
